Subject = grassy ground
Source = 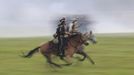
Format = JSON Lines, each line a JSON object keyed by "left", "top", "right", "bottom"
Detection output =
{"left": 0, "top": 35, "right": 134, "bottom": 75}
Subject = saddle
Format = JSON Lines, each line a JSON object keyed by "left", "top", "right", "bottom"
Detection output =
{"left": 48, "top": 40, "right": 58, "bottom": 51}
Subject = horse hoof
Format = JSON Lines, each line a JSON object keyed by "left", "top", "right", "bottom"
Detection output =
{"left": 62, "top": 63, "right": 72, "bottom": 66}
{"left": 92, "top": 62, "right": 95, "bottom": 65}
{"left": 54, "top": 64, "right": 62, "bottom": 68}
{"left": 57, "top": 65, "right": 62, "bottom": 68}
{"left": 79, "top": 59, "right": 85, "bottom": 61}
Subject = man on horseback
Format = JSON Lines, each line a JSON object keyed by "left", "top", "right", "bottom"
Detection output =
{"left": 69, "top": 18, "right": 80, "bottom": 35}
{"left": 22, "top": 17, "right": 96, "bottom": 67}
{"left": 56, "top": 17, "right": 70, "bottom": 57}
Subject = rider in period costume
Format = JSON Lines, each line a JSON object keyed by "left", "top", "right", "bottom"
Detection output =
{"left": 55, "top": 17, "right": 70, "bottom": 57}
{"left": 69, "top": 18, "right": 80, "bottom": 35}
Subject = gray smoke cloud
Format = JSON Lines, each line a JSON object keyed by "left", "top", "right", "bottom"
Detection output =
{"left": 52, "top": 14, "right": 94, "bottom": 33}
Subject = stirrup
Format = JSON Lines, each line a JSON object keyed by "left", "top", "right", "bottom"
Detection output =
{"left": 59, "top": 55, "right": 64, "bottom": 60}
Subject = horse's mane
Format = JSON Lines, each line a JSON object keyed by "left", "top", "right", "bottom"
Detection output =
{"left": 68, "top": 33, "right": 83, "bottom": 47}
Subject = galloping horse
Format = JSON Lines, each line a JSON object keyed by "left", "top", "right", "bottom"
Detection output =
{"left": 76, "top": 31, "right": 97, "bottom": 62}
{"left": 22, "top": 32, "right": 97, "bottom": 67}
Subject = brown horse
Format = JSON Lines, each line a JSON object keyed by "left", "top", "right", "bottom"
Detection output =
{"left": 75, "top": 31, "right": 97, "bottom": 63}
{"left": 22, "top": 32, "right": 96, "bottom": 67}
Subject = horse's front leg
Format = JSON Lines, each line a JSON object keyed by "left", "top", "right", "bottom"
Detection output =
{"left": 62, "top": 55, "right": 72, "bottom": 66}
{"left": 86, "top": 53, "right": 95, "bottom": 64}
{"left": 60, "top": 46, "right": 75, "bottom": 66}
{"left": 76, "top": 50, "right": 95, "bottom": 64}
{"left": 80, "top": 51, "right": 95, "bottom": 64}
{"left": 76, "top": 51, "right": 87, "bottom": 61}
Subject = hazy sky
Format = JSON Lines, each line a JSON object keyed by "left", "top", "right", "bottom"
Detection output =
{"left": 0, "top": 0, "right": 134, "bottom": 37}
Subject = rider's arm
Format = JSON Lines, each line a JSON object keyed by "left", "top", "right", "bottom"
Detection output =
{"left": 65, "top": 32, "right": 71, "bottom": 35}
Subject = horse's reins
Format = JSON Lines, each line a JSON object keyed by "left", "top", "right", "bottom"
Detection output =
{"left": 69, "top": 34, "right": 85, "bottom": 49}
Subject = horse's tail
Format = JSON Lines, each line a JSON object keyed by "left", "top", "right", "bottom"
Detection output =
{"left": 22, "top": 47, "right": 40, "bottom": 58}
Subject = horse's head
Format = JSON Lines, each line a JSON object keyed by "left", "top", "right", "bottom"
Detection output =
{"left": 82, "top": 31, "right": 97, "bottom": 45}
{"left": 69, "top": 32, "right": 97, "bottom": 47}
{"left": 88, "top": 31, "right": 97, "bottom": 44}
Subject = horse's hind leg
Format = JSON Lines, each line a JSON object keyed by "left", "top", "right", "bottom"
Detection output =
{"left": 44, "top": 53, "right": 61, "bottom": 68}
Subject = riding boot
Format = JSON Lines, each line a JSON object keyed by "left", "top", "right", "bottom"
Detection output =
{"left": 59, "top": 47, "right": 64, "bottom": 57}
{"left": 62, "top": 37, "right": 68, "bottom": 57}
{"left": 58, "top": 37, "right": 62, "bottom": 56}
{"left": 59, "top": 48, "right": 65, "bottom": 60}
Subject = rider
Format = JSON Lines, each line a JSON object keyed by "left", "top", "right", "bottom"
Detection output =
{"left": 69, "top": 18, "right": 80, "bottom": 35}
{"left": 56, "top": 17, "right": 70, "bottom": 57}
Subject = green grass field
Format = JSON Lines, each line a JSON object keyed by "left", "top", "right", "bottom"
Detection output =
{"left": 0, "top": 35, "right": 134, "bottom": 75}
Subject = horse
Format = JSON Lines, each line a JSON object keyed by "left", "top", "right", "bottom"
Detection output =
{"left": 75, "top": 31, "right": 97, "bottom": 62}
{"left": 22, "top": 32, "right": 97, "bottom": 67}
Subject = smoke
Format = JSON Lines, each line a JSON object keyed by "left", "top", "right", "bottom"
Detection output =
{"left": 51, "top": 14, "right": 94, "bottom": 33}
{"left": 0, "top": 0, "right": 134, "bottom": 37}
